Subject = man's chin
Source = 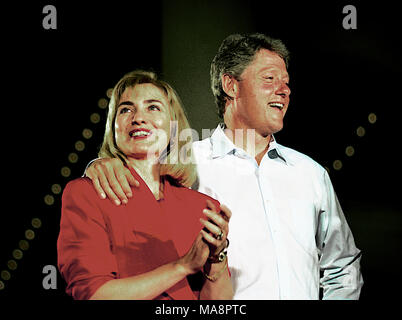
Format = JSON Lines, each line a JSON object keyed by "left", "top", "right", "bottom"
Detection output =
{"left": 259, "top": 125, "right": 283, "bottom": 138}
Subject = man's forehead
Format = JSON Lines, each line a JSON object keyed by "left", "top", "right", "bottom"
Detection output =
{"left": 245, "top": 49, "right": 289, "bottom": 77}
{"left": 254, "top": 49, "right": 287, "bottom": 67}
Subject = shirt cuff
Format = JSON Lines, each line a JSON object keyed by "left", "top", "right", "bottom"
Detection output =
{"left": 83, "top": 158, "right": 100, "bottom": 177}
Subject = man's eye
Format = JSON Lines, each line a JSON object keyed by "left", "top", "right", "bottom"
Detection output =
{"left": 264, "top": 76, "right": 274, "bottom": 81}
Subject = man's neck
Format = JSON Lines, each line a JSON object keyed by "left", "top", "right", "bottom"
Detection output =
{"left": 223, "top": 126, "right": 271, "bottom": 166}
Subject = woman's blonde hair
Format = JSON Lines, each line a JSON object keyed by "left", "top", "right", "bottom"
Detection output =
{"left": 99, "top": 70, "right": 196, "bottom": 188}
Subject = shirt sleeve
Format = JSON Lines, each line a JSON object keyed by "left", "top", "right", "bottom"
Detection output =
{"left": 57, "top": 179, "right": 118, "bottom": 300}
{"left": 316, "top": 170, "right": 363, "bottom": 299}
{"left": 82, "top": 158, "right": 100, "bottom": 177}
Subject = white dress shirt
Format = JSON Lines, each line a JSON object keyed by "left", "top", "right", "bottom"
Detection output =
{"left": 193, "top": 124, "right": 363, "bottom": 300}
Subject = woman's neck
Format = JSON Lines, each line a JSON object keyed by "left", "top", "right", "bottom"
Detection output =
{"left": 127, "top": 157, "right": 163, "bottom": 200}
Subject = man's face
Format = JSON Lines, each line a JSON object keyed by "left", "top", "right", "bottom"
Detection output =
{"left": 231, "top": 48, "right": 290, "bottom": 137}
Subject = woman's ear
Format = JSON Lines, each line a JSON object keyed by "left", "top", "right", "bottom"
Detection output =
{"left": 221, "top": 74, "right": 238, "bottom": 99}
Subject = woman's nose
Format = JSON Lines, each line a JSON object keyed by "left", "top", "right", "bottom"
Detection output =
{"left": 131, "top": 109, "right": 147, "bottom": 125}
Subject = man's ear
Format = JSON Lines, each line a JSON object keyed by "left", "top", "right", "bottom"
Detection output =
{"left": 221, "top": 74, "right": 238, "bottom": 99}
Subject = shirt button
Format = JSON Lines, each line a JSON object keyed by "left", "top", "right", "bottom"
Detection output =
{"left": 268, "top": 149, "right": 279, "bottom": 159}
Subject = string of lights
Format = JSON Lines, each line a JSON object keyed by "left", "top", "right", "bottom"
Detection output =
{"left": 326, "top": 112, "right": 377, "bottom": 173}
{"left": 0, "top": 89, "right": 113, "bottom": 292}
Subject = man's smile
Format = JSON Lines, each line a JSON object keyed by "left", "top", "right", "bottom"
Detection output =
{"left": 268, "top": 102, "right": 284, "bottom": 110}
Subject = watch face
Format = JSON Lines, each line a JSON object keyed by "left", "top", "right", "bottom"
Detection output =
{"left": 218, "top": 251, "right": 226, "bottom": 262}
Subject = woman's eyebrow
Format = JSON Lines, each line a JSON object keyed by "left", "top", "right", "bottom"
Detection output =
{"left": 144, "top": 99, "right": 163, "bottom": 104}
{"left": 118, "top": 99, "right": 164, "bottom": 107}
{"left": 118, "top": 101, "right": 134, "bottom": 107}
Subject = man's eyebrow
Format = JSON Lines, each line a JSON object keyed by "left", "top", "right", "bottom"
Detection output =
{"left": 259, "top": 67, "right": 290, "bottom": 79}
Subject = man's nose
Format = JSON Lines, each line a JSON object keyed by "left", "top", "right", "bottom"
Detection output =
{"left": 276, "top": 81, "right": 291, "bottom": 97}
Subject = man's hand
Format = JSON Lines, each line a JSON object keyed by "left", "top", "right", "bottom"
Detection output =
{"left": 85, "top": 158, "right": 139, "bottom": 206}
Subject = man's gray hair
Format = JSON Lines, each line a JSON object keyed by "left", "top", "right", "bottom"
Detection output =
{"left": 210, "top": 33, "right": 290, "bottom": 118}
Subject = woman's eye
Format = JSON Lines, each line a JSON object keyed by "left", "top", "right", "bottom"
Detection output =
{"left": 119, "top": 107, "right": 131, "bottom": 114}
{"left": 149, "top": 105, "right": 160, "bottom": 111}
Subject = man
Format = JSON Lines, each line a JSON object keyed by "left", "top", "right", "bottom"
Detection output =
{"left": 85, "top": 33, "right": 363, "bottom": 299}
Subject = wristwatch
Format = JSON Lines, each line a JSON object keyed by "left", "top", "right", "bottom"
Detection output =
{"left": 207, "top": 239, "right": 229, "bottom": 263}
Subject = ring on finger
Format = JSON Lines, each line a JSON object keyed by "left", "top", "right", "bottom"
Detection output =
{"left": 216, "top": 229, "right": 224, "bottom": 241}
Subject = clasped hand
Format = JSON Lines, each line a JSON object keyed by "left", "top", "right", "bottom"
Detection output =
{"left": 180, "top": 200, "right": 231, "bottom": 275}
{"left": 86, "top": 158, "right": 231, "bottom": 275}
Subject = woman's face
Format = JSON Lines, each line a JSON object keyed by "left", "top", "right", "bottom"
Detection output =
{"left": 114, "top": 83, "right": 172, "bottom": 160}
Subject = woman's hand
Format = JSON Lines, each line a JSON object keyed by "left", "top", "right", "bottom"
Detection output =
{"left": 199, "top": 200, "right": 231, "bottom": 258}
{"left": 178, "top": 232, "right": 210, "bottom": 275}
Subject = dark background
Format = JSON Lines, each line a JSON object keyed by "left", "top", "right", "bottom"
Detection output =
{"left": 0, "top": 0, "right": 400, "bottom": 304}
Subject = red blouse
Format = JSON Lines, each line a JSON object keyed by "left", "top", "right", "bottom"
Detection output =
{"left": 57, "top": 168, "right": 220, "bottom": 300}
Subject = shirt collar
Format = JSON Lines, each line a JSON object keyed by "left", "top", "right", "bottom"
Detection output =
{"left": 266, "top": 135, "right": 290, "bottom": 165}
{"left": 211, "top": 123, "right": 236, "bottom": 158}
{"left": 210, "top": 123, "right": 291, "bottom": 165}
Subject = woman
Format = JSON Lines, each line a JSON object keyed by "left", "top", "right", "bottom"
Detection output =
{"left": 57, "top": 70, "right": 233, "bottom": 300}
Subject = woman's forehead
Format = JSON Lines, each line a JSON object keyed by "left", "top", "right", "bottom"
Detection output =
{"left": 120, "top": 83, "right": 169, "bottom": 104}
